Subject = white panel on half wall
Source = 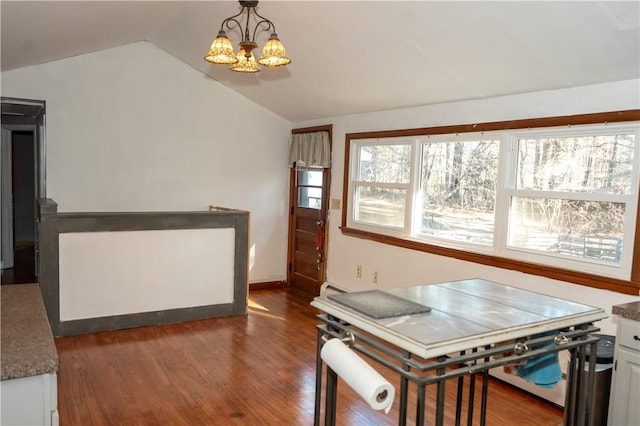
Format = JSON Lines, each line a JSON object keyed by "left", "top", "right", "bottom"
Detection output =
{"left": 59, "top": 228, "right": 235, "bottom": 321}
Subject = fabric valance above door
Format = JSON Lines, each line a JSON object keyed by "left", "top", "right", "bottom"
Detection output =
{"left": 289, "top": 131, "right": 331, "bottom": 169}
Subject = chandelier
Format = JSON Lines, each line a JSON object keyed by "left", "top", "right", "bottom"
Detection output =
{"left": 204, "top": 1, "right": 291, "bottom": 73}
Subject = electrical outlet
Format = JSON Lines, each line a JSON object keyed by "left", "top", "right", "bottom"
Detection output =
{"left": 356, "top": 264, "right": 362, "bottom": 278}
{"left": 373, "top": 272, "right": 379, "bottom": 284}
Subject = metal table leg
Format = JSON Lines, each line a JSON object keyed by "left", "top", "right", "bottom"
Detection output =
{"left": 467, "top": 373, "right": 476, "bottom": 426}
{"left": 325, "top": 367, "right": 338, "bottom": 426}
{"left": 400, "top": 350, "right": 411, "bottom": 426}
{"left": 564, "top": 346, "right": 578, "bottom": 426}
{"left": 585, "top": 340, "right": 598, "bottom": 426}
{"left": 435, "top": 356, "right": 447, "bottom": 426}
{"left": 416, "top": 384, "right": 426, "bottom": 426}
{"left": 480, "top": 346, "right": 490, "bottom": 426}
{"left": 479, "top": 370, "right": 489, "bottom": 426}
{"left": 314, "top": 329, "right": 324, "bottom": 426}
{"left": 565, "top": 330, "right": 597, "bottom": 426}
{"left": 575, "top": 342, "right": 588, "bottom": 426}
{"left": 455, "top": 377, "right": 464, "bottom": 425}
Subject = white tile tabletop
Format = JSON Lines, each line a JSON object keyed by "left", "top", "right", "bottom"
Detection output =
{"left": 311, "top": 279, "right": 607, "bottom": 359}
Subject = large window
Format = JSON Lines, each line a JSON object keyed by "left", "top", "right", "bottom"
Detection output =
{"left": 505, "top": 129, "right": 635, "bottom": 270}
{"left": 343, "top": 111, "right": 640, "bottom": 292}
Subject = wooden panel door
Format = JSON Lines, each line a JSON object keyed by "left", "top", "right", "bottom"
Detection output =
{"left": 288, "top": 168, "right": 329, "bottom": 296}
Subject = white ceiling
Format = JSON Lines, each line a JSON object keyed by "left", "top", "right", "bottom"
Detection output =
{"left": 2, "top": 1, "right": 639, "bottom": 122}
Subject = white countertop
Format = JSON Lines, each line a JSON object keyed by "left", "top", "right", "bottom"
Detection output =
{"left": 311, "top": 279, "right": 607, "bottom": 359}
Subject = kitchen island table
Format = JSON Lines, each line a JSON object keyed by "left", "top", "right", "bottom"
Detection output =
{"left": 311, "top": 279, "right": 607, "bottom": 426}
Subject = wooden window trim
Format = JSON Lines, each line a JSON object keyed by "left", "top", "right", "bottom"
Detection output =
{"left": 341, "top": 110, "right": 640, "bottom": 295}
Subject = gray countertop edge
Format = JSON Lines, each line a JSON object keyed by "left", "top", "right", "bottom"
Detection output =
{"left": 1, "top": 284, "right": 59, "bottom": 381}
{"left": 612, "top": 301, "right": 640, "bottom": 322}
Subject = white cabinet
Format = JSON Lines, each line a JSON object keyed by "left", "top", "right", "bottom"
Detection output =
{"left": 0, "top": 372, "right": 59, "bottom": 426}
{"left": 608, "top": 315, "right": 640, "bottom": 426}
{"left": 1, "top": 284, "right": 59, "bottom": 426}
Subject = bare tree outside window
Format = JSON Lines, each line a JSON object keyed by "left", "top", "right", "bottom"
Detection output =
{"left": 355, "top": 143, "right": 411, "bottom": 227}
{"left": 420, "top": 140, "right": 500, "bottom": 245}
{"left": 508, "top": 133, "right": 635, "bottom": 263}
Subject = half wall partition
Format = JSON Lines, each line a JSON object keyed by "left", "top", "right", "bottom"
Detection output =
{"left": 37, "top": 199, "right": 249, "bottom": 336}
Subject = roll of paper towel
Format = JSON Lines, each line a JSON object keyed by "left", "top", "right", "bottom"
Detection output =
{"left": 321, "top": 338, "right": 395, "bottom": 413}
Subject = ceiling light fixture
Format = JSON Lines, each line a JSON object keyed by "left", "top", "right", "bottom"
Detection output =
{"left": 204, "top": 1, "right": 291, "bottom": 73}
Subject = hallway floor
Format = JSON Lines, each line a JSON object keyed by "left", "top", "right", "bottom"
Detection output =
{"left": 1, "top": 244, "right": 37, "bottom": 285}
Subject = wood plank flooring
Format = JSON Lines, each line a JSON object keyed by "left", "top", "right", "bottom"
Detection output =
{"left": 55, "top": 289, "right": 563, "bottom": 425}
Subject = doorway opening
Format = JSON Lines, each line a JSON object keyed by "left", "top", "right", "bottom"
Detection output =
{"left": 1, "top": 97, "right": 46, "bottom": 284}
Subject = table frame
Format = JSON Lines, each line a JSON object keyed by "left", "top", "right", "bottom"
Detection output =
{"left": 314, "top": 313, "right": 600, "bottom": 426}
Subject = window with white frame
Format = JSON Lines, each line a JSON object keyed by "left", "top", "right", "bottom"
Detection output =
{"left": 352, "top": 141, "right": 412, "bottom": 229}
{"left": 346, "top": 121, "right": 639, "bottom": 281}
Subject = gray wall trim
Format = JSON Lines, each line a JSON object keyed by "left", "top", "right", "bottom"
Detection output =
{"left": 37, "top": 199, "right": 59, "bottom": 330}
{"left": 58, "top": 303, "right": 235, "bottom": 336}
{"left": 37, "top": 199, "right": 249, "bottom": 336}
{"left": 56, "top": 211, "right": 242, "bottom": 233}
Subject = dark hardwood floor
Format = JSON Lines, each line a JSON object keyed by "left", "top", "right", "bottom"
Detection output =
{"left": 1, "top": 243, "right": 37, "bottom": 285}
{"left": 55, "top": 289, "right": 563, "bottom": 425}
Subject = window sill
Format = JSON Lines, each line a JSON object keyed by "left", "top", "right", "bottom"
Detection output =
{"left": 340, "top": 226, "right": 639, "bottom": 295}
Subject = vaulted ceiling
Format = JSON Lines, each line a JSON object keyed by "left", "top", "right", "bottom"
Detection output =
{"left": 2, "top": 1, "right": 639, "bottom": 122}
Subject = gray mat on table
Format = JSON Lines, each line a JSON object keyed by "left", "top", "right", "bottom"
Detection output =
{"left": 328, "top": 290, "right": 431, "bottom": 319}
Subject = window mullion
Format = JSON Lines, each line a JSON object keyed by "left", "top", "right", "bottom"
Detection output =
{"left": 506, "top": 189, "right": 631, "bottom": 203}
{"left": 494, "top": 134, "right": 513, "bottom": 256}
{"left": 352, "top": 181, "right": 409, "bottom": 190}
{"left": 407, "top": 139, "right": 421, "bottom": 235}
{"left": 347, "top": 143, "right": 360, "bottom": 227}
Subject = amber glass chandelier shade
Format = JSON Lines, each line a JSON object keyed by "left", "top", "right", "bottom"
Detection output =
{"left": 231, "top": 49, "right": 260, "bottom": 73}
{"left": 204, "top": 31, "right": 238, "bottom": 65}
{"left": 257, "top": 34, "right": 291, "bottom": 67}
{"left": 205, "top": 1, "right": 290, "bottom": 72}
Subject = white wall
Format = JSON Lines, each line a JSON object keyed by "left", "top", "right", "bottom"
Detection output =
{"left": 0, "top": 41, "right": 291, "bottom": 284}
{"left": 59, "top": 228, "right": 235, "bottom": 321}
{"left": 297, "top": 79, "right": 640, "bottom": 336}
